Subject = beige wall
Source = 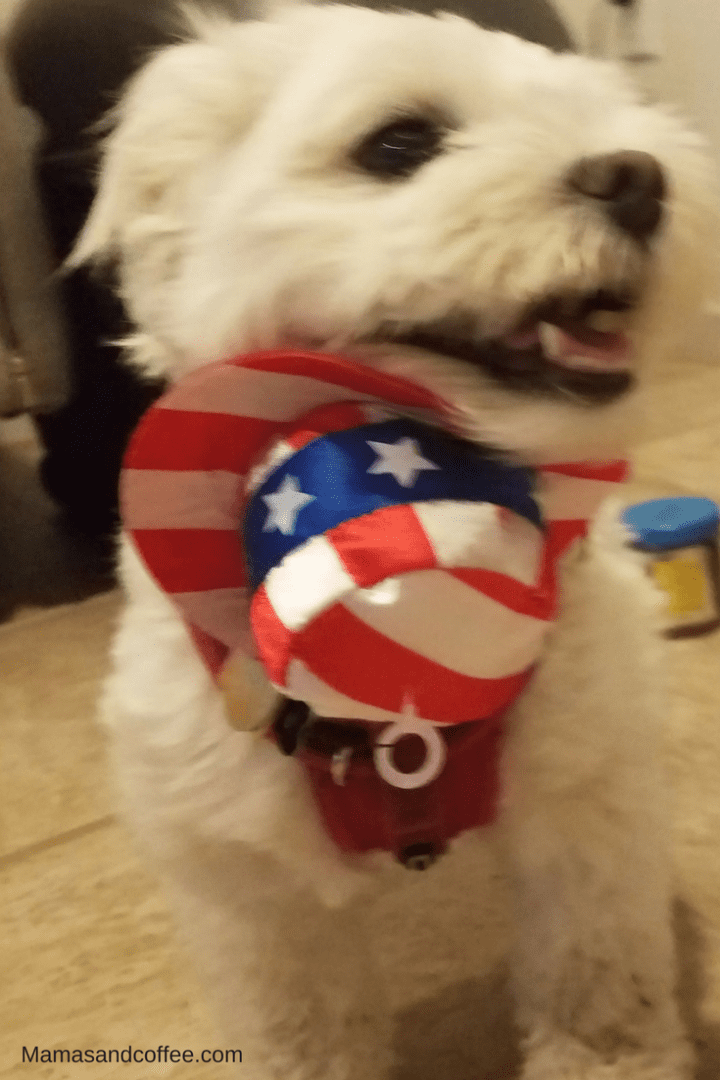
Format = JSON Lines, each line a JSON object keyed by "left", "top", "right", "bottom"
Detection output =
{"left": 553, "top": 0, "right": 720, "bottom": 309}
{"left": 554, "top": 0, "right": 720, "bottom": 156}
{"left": 685, "top": 0, "right": 720, "bottom": 154}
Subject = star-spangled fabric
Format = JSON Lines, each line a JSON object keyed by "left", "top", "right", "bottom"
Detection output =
{"left": 243, "top": 415, "right": 542, "bottom": 588}
{"left": 121, "top": 350, "right": 629, "bottom": 726}
{"left": 242, "top": 401, "right": 551, "bottom": 723}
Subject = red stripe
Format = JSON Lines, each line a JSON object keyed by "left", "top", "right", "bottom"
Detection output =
{"left": 541, "top": 460, "right": 629, "bottom": 483}
{"left": 449, "top": 566, "right": 555, "bottom": 621}
{"left": 285, "top": 431, "right": 317, "bottom": 453}
{"left": 133, "top": 529, "right": 246, "bottom": 593}
{"left": 125, "top": 409, "right": 288, "bottom": 473}
{"left": 290, "top": 603, "right": 533, "bottom": 723}
{"left": 186, "top": 623, "right": 228, "bottom": 677}
{"left": 250, "top": 586, "right": 295, "bottom": 684}
{"left": 235, "top": 351, "right": 448, "bottom": 415}
{"left": 284, "top": 402, "right": 371, "bottom": 453}
{"left": 547, "top": 518, "right": 588, "bottom": 559}
{"left": 298, "top": 718, "right": 505, "bottom": 852}
{"left": 328, "top": 504, "right": 437, "bottom": 588}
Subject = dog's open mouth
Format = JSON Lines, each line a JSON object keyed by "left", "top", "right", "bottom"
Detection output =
{"left": 385, "top": 289, "right": 638, "bottom": 404}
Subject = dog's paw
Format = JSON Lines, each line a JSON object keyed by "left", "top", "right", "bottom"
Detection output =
{"left": 521, "top": 1035, "right": 695, "bottom": 1080}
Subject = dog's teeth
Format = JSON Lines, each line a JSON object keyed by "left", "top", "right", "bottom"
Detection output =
{"left": 584, "top": 309, "right": 627, "bottom": 333}
{"left": 538, "top": 322, "right": 564, "bottom": 361}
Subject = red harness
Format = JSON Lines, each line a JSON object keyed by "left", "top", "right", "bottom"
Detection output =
{"left": 280, "top": 712, "right": 506, "bottom": 868}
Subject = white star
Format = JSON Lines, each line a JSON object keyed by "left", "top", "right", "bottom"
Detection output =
{"left": 262, "top": 475, "right": 316, "bottom": 535}
{"left": 366, "top": 437, "right": 440, "bottom": 488}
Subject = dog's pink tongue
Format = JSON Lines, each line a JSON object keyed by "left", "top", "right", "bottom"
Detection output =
{"left": 541, "top": 323, "right": 632, "bottom": 371}
{"left": 505, "top": 323, "right": 632, "bottom": 371}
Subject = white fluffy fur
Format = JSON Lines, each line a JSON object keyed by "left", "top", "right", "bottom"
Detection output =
{"left": 78, "top": 4, "right": 718, "bottom": 1077}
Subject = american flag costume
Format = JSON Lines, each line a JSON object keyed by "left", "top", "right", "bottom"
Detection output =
{"left": 122, "top": 350, "right": 628, "bottom": 867}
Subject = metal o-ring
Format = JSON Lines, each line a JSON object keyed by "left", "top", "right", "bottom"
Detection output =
{"left": 373, "top": 718, "right": 447, "bottom": 790}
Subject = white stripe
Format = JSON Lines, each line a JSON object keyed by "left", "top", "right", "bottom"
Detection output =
{"left": 539, "top": 473, "right": 619, "bottom": 522}
{"left": 159, "top": 365, "right": 387, "bottom": 420}
{"left": 264, "top": 535, "right": 356, "bottom": 630}
{"left": 281, "top": 659, "right": 450, "bottom": 725}
{"left": 245, "top": 440, "right": 295, "bottom": 494}
{"left": 344, "top": 569, "right": 548, "bottom": 679}
{"left": 175, "top": 587, "right": 253, "bottom": 651}
{"left": 122, "top": 469, "right": 241, "bottom": 530}
{"left": 413, "top": 501, "right": 543, "bottom": 584}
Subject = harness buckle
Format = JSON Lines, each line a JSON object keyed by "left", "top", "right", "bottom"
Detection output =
{"left": 373, "top": 717, "right": 447, "bottom": 790}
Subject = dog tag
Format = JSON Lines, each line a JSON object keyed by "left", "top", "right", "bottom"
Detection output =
{"left": 218, "top": 650, "right": 280, "bottom": 731}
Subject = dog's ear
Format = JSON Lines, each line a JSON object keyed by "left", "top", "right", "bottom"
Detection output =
{"left": 71, "top": 11, "right": 283, "bottom": 268}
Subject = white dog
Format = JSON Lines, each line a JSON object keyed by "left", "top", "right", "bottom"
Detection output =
{"left": 75, "top": 3, "right": 717, "bottom": 1077}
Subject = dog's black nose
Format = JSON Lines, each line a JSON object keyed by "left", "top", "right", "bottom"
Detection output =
{"left": 567, "top": 150, "right": 666, "bottom": 240}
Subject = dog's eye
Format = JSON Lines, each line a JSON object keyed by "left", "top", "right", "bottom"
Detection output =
{"left": 352, "top": 118, "right": 445, "bottom": 179}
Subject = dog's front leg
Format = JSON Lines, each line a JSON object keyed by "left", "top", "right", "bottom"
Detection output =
{"left": 157, "top": 842, "right": 393, "bottom": 1080}
{"left": 499, "top": 530, "right": 693, "bottom": 1080}
{"left": 111, "top": 723, "right": 393, "bottom": 1080}
{"left": 107, "top": 545, "right": 393, "bottom": 1080}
